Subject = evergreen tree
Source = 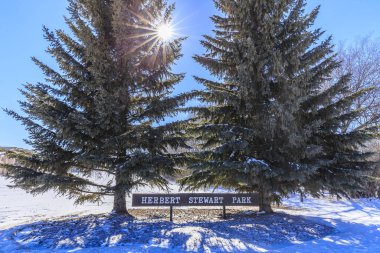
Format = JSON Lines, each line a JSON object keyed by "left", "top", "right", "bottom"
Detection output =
{"left": 181, "top": 0, "right": 379, "bottom": 212}
{"left": 3, "top": 0, "right": 193, "bottom": 215}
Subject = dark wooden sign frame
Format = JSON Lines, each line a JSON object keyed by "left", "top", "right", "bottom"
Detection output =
{"left": 132, "top": 193, "right": 259, "bottom": 221}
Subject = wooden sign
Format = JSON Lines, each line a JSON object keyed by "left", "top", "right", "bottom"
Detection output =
{"left": 132, "top": 193, "right": 259, "bottom": 207}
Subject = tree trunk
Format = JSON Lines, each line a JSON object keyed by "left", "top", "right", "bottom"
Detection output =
{"left": 259, "top": 190, "right": 273, "bottom": 213}
{"left": 113, "top": 187, "right": 128, "bottom": 214}
{"left": 112, "top": 173, "right": 129, "bottom": 215}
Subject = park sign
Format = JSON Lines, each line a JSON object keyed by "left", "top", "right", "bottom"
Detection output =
{"left": 132, "top": 193, "right": 260, "bottom": 221}
{"left": 132, "top": 193, "right": 259, "bottom": 206}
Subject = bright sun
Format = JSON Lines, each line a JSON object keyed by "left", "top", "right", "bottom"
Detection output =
{"left": 156, "top": 23, "right": 174, "bottom": 42}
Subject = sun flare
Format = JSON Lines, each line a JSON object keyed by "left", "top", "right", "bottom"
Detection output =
{"left": 156, "top": 23, "right": 174, "bottom": 42}
{"left": 124, "top": 6, "right": 184, "bottom": 65}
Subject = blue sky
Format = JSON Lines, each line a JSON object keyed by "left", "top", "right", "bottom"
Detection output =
{"left": 1, "top": 0, "right": 380, "bottom": 149}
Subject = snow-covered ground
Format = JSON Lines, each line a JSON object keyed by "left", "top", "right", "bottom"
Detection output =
{"left": 1, "top": 175, "right": 380, "bottom": 252}
{"left": 0, "top": 176, "right": 182, "bottom": 230}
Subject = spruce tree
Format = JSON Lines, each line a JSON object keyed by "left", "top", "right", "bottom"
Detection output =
{"left": 181, "top": 0, "right": 379, "bottom": 212}
{"left": 3, "top": 0, "right": 193, "bottom": 215}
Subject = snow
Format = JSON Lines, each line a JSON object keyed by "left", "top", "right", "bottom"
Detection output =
{"left": 245, "top": 158, "right": 268, "bottom": 167}
{"left": 281, "top": 197, "right": 380, "bottom": 252}
{"left": 0, "top": 212, "right": 333, "bottom": 252}
{"left": 1, "top": 175, "right": 380, "bottom": 252}
{"left": 0, "top": 176, "right": 183, "bottom": 230}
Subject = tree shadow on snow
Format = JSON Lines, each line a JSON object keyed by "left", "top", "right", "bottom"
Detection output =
{"left": 276, "top": 214, "right": 380, "bottom": 253}
{"left": 0, "top": 211, "right": 377, "bottom": 252}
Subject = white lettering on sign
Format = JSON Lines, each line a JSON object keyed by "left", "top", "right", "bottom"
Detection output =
{"left": 188, "top": 196, "right": 224, "bottom": 204}
{"left": 142, "top": 196, "right": 180, "bottom": 205}
{"left": 232, "top": 197, "right": 252, "bottom": 204}
{"left": 138, "top": 195, "right": 254, "bottom": 206}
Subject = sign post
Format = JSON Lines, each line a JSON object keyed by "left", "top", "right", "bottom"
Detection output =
{"left": 132, "top": 193, "right": 259, "bottom": 221}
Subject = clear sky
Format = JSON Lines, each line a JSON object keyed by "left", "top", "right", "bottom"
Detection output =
{"left": 1, "top": 0, "right": 380, "bottom": 149}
